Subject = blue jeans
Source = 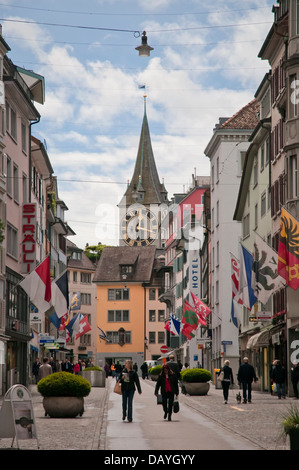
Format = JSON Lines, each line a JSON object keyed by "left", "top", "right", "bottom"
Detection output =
{"left": 276, "top": 383, "right": 286, "bottom": 398}
{"left": 122, "top": 388, "right": 135, "bottom": 421}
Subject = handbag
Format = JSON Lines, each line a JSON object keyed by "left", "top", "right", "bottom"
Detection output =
{"left": 114, "top": 381, "right": 122, "bottom": 395}
{"left": 157, "top": 394, "right": 163, "bottom": 405}
{"left": 173, "top": 397, "right": 179, "bottom": 413}
{"left": 217, "top": 371, "right": 224, "bottom": 381}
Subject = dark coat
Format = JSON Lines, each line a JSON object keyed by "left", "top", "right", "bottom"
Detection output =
{"left": 155, "top": 372, "right": 179, "bottom": 396}
{"left": 167, "top": 360, "right": 181, "bottom": 380}
{"left": 291, "top": 364, "right": 299, "bottom": 383}
{"left": 272, "top": 364, "right": 286, "bottom": 384}
{"left": 221, "top": 365, "right": 234, "bottom": 384}
{"left": 119, "top": 368, "right": 142, "bottom": 393}
{"left": 237, "top": 362, "right": 257, "bottom": 384}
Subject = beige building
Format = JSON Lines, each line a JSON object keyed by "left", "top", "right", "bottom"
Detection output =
{"left": 66, "top": 240, "right": 97, "bottom": 365}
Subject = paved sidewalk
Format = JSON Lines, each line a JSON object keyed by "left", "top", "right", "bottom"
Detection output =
{"left": 0, "top": 378, "right": 294, "bottom": 450}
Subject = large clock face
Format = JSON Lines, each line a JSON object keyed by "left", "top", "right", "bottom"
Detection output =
{"left": 121, "top": 208, "right": 158, "bottom": 246}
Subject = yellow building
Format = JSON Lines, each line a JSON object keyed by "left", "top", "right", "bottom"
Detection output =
{"left": 93, "top": 246, "right": 166, "bottom": 370}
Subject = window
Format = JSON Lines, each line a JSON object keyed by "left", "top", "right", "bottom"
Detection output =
{"left": 243, "top": 214, "right": 250, "bottom": 238}
{"left": 81, "top": 293, "right": 91, "bottom": 305}
{"left": 7, "top": 223, "right": 18, "bottom": 259}
{"left": 6, "top": 102, "right": 17, "bottom": 141}
{"left": 254, "top": 203, "right": 258, "bottom": 229}
{"left": 6, "top": 155, "right": 12, "bottom": 196}
{"left": 107, "top": 288, "right": 129, "bottom": 301}
{"left": 21, "top": 121, "right": 27, "bottom": 153}
{"left": 158, "top": 310, "right": 164, "bottom": 321}
{"left": 149, "top": 332, "right": 155, "bottom": 343}
{"left": 290, "top": 74, "right": 298, "bottom": 119}
{"left": 149, "top": 310, "right": 156, "bottom": 321}
{"left": 108, "top": 310, "right": 129, "bottom": 322}
{"left": 158, "top": 332, "right": 164, "bottom": 343}
{"left": 22, "top": 173, "right": 28, "bottom": 203}
{"left": 107, "top": 330, "right": 131, "bottom": 344}
{"left": 149, "top": 288, "right": 156, "bottom": 300}
{"left": 73, "top": 271, "right": 77, "bottom": 282}
{"left": 80, "top": 272, "right": 91, "bottom": 284}
{"left": 253, "top": 157, "right": 258, "bottom": 186}
{"left": 13, "top": 163, "right": 19, "bottom": 203}
{"left": 261, "top": 191, "right": 267, "bottom": 217}
{"left": 290, "top": 155, "right": 298, "bottom": 198}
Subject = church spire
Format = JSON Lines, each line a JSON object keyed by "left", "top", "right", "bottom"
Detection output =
{"left": 120, "top": 96, "right": 168, "bottom": 207}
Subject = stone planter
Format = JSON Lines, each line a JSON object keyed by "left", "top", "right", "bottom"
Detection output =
{"left": 80, "top": 370, "right": 105, "bottom": 387}
{"left": 181, "top": 381, "right": 210, "bottom": 396}
{"left": 289, "top": 429, "right": 299, "bottom": 450}
{"left": 43, "top": 396, "right": 84, "bottom": 418}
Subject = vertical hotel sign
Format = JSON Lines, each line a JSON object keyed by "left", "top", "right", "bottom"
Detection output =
{"left": 21, "top": 203, "right": 37, "bottom": 274}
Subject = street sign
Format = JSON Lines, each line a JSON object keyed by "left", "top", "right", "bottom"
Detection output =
{"left": 160, "top": 345, "right": 168, "bottom": 354}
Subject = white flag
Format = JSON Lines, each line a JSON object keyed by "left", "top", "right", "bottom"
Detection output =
{"left": 253, "top": 234, "right": 283, "bottom": 305}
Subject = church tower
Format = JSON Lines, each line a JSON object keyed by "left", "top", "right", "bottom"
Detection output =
{"left": 119, "top": 97, "right": 168, "bottom": 248}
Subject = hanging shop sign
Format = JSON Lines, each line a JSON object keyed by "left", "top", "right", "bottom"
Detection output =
{"left": 21, "top": 203, "right": 37, "bottom": 274}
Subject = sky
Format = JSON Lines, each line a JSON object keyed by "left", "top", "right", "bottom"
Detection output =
{"left": 0, "top": 0, "right": 275, "bottom": 249}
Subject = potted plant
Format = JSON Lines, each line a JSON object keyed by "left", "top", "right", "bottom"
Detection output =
{"left": 37, "top": 372, "right": 91, "bottom": 418}
{"left": 149, "top": 365, "right": 162, "bottom": 381}
{"left": 181, "top": 368, "right": 212, "bottom": 395}
{"left": 282, "top": 405, "right": 299, "bottom": 450}
{"left": 80, "top": 366, "right": 105, "bottom": 387}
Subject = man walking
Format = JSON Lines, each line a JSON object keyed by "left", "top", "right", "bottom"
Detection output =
{"left": 237, "top": 357, "right": 258, "bottom": 403}
{"left": 167, "top": 354, "right": 181, "bottom": 381}
{"left": 38, "top": 357, "right": 52, "bottom": 382}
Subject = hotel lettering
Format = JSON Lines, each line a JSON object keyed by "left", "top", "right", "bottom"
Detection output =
{"left": 21, "top": 203, "right": 37, "bottom": 273}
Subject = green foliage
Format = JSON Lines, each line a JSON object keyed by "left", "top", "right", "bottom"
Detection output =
{"left": 37, "top": 372, "right": 91, "bottom": 398}
{"left": 84, "top": 366, "right": 102, "bottom": 371}
{"left": 84, "top": 243, "right": 110, "bottom": 263}
{"left": 181, "top": 368, "right": 212, "bottom": 383}
{"left": 0, "top": 219, "right": 5, "bottom": 244}
{"left": 282, "top": 405, "right": 299, "bottom": 435}
{"left": 149, "top": 365, "right": 163, "bottom": 375}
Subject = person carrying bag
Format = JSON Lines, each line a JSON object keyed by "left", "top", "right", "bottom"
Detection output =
{"left": 154, "top": 363, "right": 179, "bottom": 421}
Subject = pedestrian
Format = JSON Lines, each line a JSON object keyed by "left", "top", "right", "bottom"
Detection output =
{"left": 270, "top": 359, "right": 277, "bottom": 395}
{"left": 32, "top": 357, "right": 40, "bottom": 384}
{"left": 73, "top": 361, "right": 80, "bottom": 375}
{"left": 167, "top": 354, "right": 181, "bottom": 381}
{"left": 272, "top": 360, "right": 286, "bottom": 399}
{"left": 218, "top": 360, "right": 234, "bottom": 404}
{"left": 154, "top": 363, "right": 179, "bottom": 421}
{"left": 291, "top": 360, "right": 299, "bottom": 399}
{"left": 115, "top": 361, "right": 122, "bottom": 381}
{"left": 104, "top": 362, "right": 110, "bottom": 378}
{"left": 38, "top": 358, "right": 52, "bottom": 382}
{"left": 111, "top": 363, "right": 116, "bottom": 378}
{"left": 119, "top": 359, "right": 142, "bottom": 422}
{"left": 49, "top": 357, "right": 57, "bottom": 373}
{"left": 133, "top": 362, "right": 138, "bottom": 372}
{"left": 182, "top": 362, "right": 189, "bottom": 370}
{"left": 141, "top": 362, "right": 148, "bottom": 379}
{"left": 237, "top": 357, "right": 258, "bottom": 403}
{"left": 62, "top": 358, "right": 73, "bottom": 373}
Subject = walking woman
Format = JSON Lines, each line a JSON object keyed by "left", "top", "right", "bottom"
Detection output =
{"left": 119, "top": 360, "right": 142, "bottom": 422}
{"left": 219, "top": 360, "right": 234, "bottom": 404}
{"left": 154, "top": 363, "right": 179, "bottom": 421}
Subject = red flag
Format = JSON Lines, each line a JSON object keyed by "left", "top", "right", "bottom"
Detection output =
{"left": 75, "top": 316, "right": 91, "bottom": 339}
{"left": 181, "top": 301, "right": 200, "bottom": 339}
{"left": 190, "top": 292, "right": 210, "bottom": 325}
{"left": 20, "top": 256, "right": 52, "bottom": 312}
{"left": 278, "top": 208, "right": 299, "bottom": 290}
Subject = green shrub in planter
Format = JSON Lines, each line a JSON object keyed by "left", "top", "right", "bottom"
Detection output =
{"left": 37, "top": 372, "right": 91, "bottom": 398}
{"left": 181, "top": 368, "right": 212, "bottom": 383}
{"left": 149, "top": 365, "right": 162, "bottom": 375}
{"left": 84, "top": 366, "right": 102, "bottom": 371}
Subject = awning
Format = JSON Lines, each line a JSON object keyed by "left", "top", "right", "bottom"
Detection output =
{"left": 246, "top": 329, "right": 271, "bottom": 350}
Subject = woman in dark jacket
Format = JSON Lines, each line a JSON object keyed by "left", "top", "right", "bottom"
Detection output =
{"left": 119, "top": 360, "right": 142, "bottom": 422}
{"left": 154, "top": 363, "right": 179, "bottom": 421}
{"left": 219, "top": 360, "right": 234, "bottom": 404}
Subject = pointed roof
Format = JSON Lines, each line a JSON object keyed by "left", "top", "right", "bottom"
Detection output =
{"left": 119, "top": 97, "right": 168, "bottom": 207}
{"left": 219, "top": 99, "right": 259, "bottom": 130}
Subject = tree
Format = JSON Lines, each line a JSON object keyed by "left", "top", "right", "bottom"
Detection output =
{"left": 84, "top": 243, "right": 109, "bottom": 264}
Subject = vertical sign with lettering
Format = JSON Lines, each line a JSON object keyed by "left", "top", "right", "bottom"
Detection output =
{"left": 21, "top": 203, "right": 36, "bottom": 273}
